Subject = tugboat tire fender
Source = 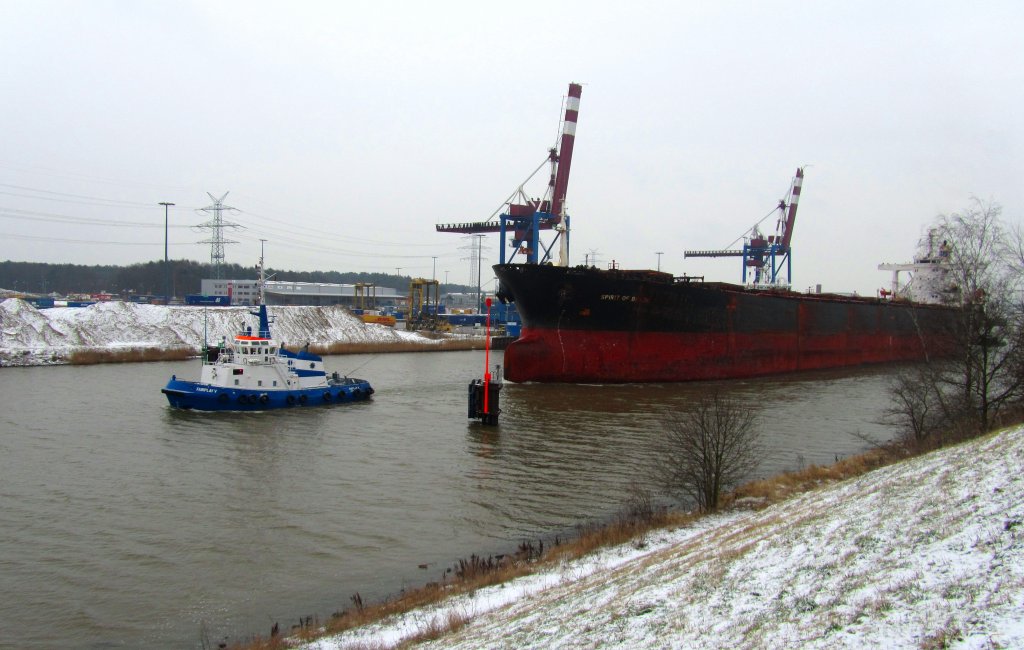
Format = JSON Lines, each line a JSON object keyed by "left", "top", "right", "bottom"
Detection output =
{"left": 237, "top": 395, "right": 247, "bottom": 404}
{"left": 219, "top": 393, "right": 229, "bottom": 403}
{"left": 323, "top": 392, "right": 332, "bottom": 402}
{"left": 286, "top": 395, "right": 296, "bottom": 405}
{"left": 299, "top": 394, "right": 308, "bottom": 404}
{"left": 259, "top": 394, "right": 269, "bottom": 404}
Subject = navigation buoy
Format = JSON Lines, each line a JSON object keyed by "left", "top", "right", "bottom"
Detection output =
{"left": 468, "top": 297, "right": 501, "bottom": 425}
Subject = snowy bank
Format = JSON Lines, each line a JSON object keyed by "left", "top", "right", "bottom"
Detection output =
{"left": 0, "top": 299, "right": 435, "bottom": 367}
{"left": 302, "top": 424, "right": 1024, "bottom": 650}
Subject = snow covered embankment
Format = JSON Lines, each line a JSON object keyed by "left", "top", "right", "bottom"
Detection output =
{"left": 0, "top": 299, "right": 427, "bottom": 367}
{"left": 306, "top": 425, "right": 1024, "bottom": 650}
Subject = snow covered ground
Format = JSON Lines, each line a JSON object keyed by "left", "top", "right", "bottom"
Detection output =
{"left": 302, "top": 424, "right": 1024, "bottom": 650}
{"left": 0, "top": 299, "right": 436, "bottom": 366}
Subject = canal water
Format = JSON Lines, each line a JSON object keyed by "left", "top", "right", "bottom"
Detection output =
{"left": 0, "top": 351, "right": 900, "bottom": 649}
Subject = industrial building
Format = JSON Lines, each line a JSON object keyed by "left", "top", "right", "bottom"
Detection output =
{"left": 199, "top": 279, "right": 261, "bottom": 306}
{"left": 199, "top": 279, "right": 404, "bottom": 307}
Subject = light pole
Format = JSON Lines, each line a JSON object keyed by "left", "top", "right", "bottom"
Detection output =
{"left": 258, "top": 239, "right": 267, "bottom": 303}
{"left": 431, "top": 256, "right": 437, "bottom": 282}
{"left": 159, "top": 202, "right": 174, "bottom": 303}
{"left": 475, "top": 234, "right": 484, "bottom": 313}
{"left": 656, "top": 251, "right": 663, "bottom": 272}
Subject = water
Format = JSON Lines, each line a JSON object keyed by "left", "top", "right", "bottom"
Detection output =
{"left": 0, "top": 351, "right": 900, "bottom": 648}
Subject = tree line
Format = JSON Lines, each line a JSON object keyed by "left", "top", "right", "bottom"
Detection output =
{"left": 0, "top": 260, "right": 466, "bottom": 297}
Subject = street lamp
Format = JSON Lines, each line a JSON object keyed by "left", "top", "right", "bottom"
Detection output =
{"left": 656, "top": 251, "right": 663, "bottom": 272}
{"left": 475, "top": 235, "right": 484, "bottom": 313}
{"left": 159, "top": 202, "right": 175, "bottom": 303}
{"left": 431, "top": 256, "right": 437, "bottom": 282}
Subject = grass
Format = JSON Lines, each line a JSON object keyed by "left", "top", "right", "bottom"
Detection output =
{"left": 727, "top": 444, "right": 901, "bottom": 508}
{"left": 314, "top": 338, "right": 491, "bottom": 355}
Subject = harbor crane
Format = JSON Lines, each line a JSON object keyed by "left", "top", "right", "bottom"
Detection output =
{"left": 435, "top": 82, "right": 583, "bottom": 267}
{"left": 684, "top": 167, "right": 804, "bottom": 288}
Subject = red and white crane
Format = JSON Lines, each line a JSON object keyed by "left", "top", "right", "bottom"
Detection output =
{"left": 436, "top": 82, "right": 583, "bottom": 266}
{"left": 685, "top": 167, "right": 804, "bottom": 287}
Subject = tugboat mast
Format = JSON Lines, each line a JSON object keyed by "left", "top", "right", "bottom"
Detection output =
{"left": 252, "top": 241, "right": 273, "bottom": 338}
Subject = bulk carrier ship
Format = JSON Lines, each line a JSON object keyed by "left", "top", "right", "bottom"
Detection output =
{"left": 438, "top": 83, "right": 957, "bottom": 383}
{"left": 493, "top": 245, "right": 957, "bottom": 383}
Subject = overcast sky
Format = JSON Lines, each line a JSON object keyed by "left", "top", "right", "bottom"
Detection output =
{"left": 2, "top": 0, "right": 1021, "bottom": 293}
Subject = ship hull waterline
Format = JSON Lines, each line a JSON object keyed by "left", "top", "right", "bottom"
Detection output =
{"left": 161, "top": 378, "right": 373, "bottom": 412}
{"left": 494, "top": 263, "right": 957, "bottom": 384}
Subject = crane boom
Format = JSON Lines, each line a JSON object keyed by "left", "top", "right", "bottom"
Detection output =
{"left": 550, "top": 83, "right": 582, "bottom": 221}
{"left": 683, "top": 167, "right": 805, "bottom": 287}
{"left": 435, "top": 83, "right": 583, "bottom": 266}
{"left": 778, "top": 167, "right": 803, "bottom": 250}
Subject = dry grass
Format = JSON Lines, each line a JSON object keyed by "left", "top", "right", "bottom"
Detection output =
{"left": 728, "top": 444, "right": 902, "bottom": 508}
{"left": 548, "top": 509, "right": 692, "bottom": 562}
{"left": 314, "top": 338, "right": 490, "bottom": 355}
{"left": 69, "top": 345, "right": 195, "bottom": 365}
{"left": 397, "top": 609, "right": 471, "bottom": 647}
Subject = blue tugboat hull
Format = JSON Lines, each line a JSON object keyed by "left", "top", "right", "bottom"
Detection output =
{"left": 161, "top": 378, "right": 374, "bottom": 412}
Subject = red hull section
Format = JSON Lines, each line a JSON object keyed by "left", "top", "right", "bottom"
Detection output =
{"left": 504, "top": 327, "right": 944, "bottom": 383}
{"left": 494, "top": 263, "right": 956, "bottom": 383}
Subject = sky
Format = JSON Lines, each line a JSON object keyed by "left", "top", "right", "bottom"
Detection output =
{"left": 1, "top": 0, "right": 1021, "bottom": 294}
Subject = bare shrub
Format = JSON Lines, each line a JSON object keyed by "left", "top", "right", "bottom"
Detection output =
{"left": 656, "top": 392, "right": 763, "bottom": 513}
{"left": 622, "top": 479, "right": 656, "bottom": 524}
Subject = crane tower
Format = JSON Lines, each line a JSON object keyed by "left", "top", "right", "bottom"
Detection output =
{"left": 436, "top": 82, "right": 583, "bottom": 267}
{"left": 684, "top": 168, "right": 804, "bottom": 287}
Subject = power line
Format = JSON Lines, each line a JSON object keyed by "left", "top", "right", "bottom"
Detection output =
{"left": 0, "top": 161, "right": 193, "bottom": 192}
{"left": 0, "top": 179, "right": 473, "bottom": 267}
{"left": 0, "top": 232, "right": 190, "bottom": 246}
{"left": 0, "top": 207, "right": 192, "bottom": 228}
{"left": 0, "top": 186, "right": 164, "bottom": 208}
{"left": 238, "top": 207, "right": 454, "bottom": 248}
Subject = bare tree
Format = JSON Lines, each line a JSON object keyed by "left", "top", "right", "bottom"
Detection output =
{"left": 890, "top": 198, "right": 1024, "bottom": 443}
{"left": 1004, "top": 221, "right": 1024, "bottom": 394}
{"left": 657, "top": 392, "right": 763, "bottom": 513}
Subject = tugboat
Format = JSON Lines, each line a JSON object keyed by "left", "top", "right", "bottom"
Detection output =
{"left": 161, "top": 260, "right": 373, "bottom": 411}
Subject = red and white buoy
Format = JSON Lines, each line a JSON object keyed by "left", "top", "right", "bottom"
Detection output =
{"left": 468, "top": 297, "right": 501, "bottom": 425}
